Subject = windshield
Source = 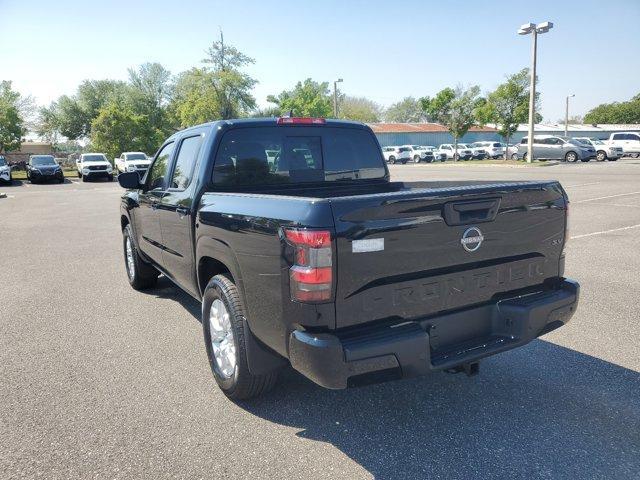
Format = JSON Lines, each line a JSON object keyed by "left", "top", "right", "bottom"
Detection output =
{"left": 213, "top": 126, "right": 386, "bottom": 185}
{"left": 411, "top": 145, "right": 422, "bottom": 150}
{"left": 31, "top": 156, "right": 56, "bottom": 166}
{"left": 126, "top": 153, "right": 147, "bottom": 160}
{"left": 82, "top": 154, "right": 107, "bottom": 162}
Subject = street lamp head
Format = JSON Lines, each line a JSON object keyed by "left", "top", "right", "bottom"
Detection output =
{"left": 518, "top": 22, "right": 535, "bottom": 35}
{"left": 536, "top": 21, "right": 554, "bottom": 33}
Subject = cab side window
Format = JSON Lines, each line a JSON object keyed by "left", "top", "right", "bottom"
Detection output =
{"left": 147, "top": 142, "right": 175, "bottom": 191}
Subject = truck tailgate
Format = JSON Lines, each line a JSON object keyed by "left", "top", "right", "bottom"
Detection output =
{"left": 329, "top": 181, "right": 567, "bottom": 329}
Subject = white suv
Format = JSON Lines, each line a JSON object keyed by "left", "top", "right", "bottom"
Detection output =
{"left": 608, "top": 132, "right": 640, "bottom": 157}
{"left": 76, "top": 153, "right": 113, "bottom": 182}
{"left": 115, "top": 152, "right": 152, "bottom": 175}
{"left": 472, "top": 141, "right": 504, "bottom": 159}
{"left": 574, "top": 137, "right": 623, "bottom": 162}
{"left": 0, "top": 155, "right": 12, "bottom": 185}
{"left": 402, "top": 145, "right": 430, "bottom": 163}
{"left": 438, "top": 144, "right": 473, "bottom": 160}
{"left": 382, "top": 146, "right": 411, "bottom": 164}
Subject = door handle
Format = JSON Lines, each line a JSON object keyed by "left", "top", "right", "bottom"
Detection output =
{"left": 176, "top": 207, "right": 189, "bottom": 217}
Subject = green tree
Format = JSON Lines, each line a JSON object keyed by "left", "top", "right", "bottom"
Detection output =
{"left": 91, "top": 102, "right": 160, "bottom": 159}
{"left": 339, "top": 96, "right": 382, "bottom": 123}
{"left": 384, "top": 97, "right": 425, "bottom": 122}
{"left": 0, "top": 81, "right": 27, "bottom": 152}
{"left": 170, "top": 68, "right": 221, "bottom": 127}
{"left": 267, "top": 78, "right": 333, "bottom": 117}
{"left": 474, "top": 69, "right": 538, "bottom": 159}
{"left": 201, "top": 32, "right": 257, "bottom": 119}
{"left": 422, "top": 86, "right": 483, "bottom": 160}
{"left": 584, "top": 93, "right": 640, "bottom": 124}
{"left": 127, "top": 63, "right": 173, "bottom": 134}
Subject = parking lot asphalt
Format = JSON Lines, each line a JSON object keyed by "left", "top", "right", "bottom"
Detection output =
{"left": 1, "top": 160, "right": 639, "bottom": 479}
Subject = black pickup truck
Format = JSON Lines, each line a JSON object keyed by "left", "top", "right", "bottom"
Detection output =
{"left": 118, "top": 117, "right": 579, "bottom": 399}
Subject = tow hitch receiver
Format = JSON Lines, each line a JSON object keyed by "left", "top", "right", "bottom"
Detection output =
{"left": 445, "top": 361, "right": 480, "bottom": 377}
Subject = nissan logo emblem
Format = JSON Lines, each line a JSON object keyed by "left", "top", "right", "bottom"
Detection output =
{"left": 461, "top": 227, "right": 484, "bottom": 252}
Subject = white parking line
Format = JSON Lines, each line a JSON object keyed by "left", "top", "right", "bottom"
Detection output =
{"left": 574, "top": 191, "right": 640, "bottom": 203}
{"left": 564, "top": 182, "right": 601, "bottom": 188}
{"left": 572, "top": 223, "right": 640, "bottom": 239}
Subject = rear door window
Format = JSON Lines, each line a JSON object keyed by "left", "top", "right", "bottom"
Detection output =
{"left": 213, "top": 126, "right": 386, "bottom": 185}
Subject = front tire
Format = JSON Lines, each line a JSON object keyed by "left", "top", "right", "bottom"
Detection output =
{"left": 123, "top": 224, "right": 159, "bottom": 290}
{"left": 202, "top": 274, "right": 279, "bottom": 400}
{"left": 511, "top": 153, "right": 519, "bottom": 160}
{"left": 413, "top": 155, "right": 421, "bottom": 163}
{"left": 388, "top": 156, "right": 396, "bottom": 164}
{"left": 596, "top": 151, "right": 607, "bottom": 162}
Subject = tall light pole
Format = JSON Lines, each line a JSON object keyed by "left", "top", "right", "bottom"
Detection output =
{"left": 565, "top": 94, "right": 575, "bottom": 137}
{"left": 333, "top": 78, "right": 343, "bottom": 118}
{"left": 518, "top": 21, "right": 553, "bottom": 163}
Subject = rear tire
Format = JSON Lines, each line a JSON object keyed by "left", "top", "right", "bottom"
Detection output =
{"left": 123, "top": 224, "right": 159, "bottom": 290}
{"left": 565, "top": 151, "right": 578, "bottom": 163}
{"left": 388, "top": 156, "right": 396, "bottom": 164}
{"left": 77, "top": 171, "right": 82, "bottom": 178}
{"left": 202, "top": 274, "right": 279, "bottom": 400}
{"left": 511, "top": 153, "right": 519, "bottom": 160}
{"left": 596, "top": 151, "right": 607, "bottom": 162}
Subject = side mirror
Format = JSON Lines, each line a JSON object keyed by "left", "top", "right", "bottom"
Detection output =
{"left": 118, "top": 171, "right": 142, "bottom": 189}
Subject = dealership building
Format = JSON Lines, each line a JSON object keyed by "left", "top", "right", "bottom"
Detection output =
{"left": 369, "top": 123, "right": 640, "bottom": 146}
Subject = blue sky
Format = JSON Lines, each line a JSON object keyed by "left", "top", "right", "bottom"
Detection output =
{"left": 1, "top": 0, "right": 638, "bottom": 123}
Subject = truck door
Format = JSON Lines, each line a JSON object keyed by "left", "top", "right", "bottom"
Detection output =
{"left": 158, "top": 133, "right": 205, "bottom": 295}
{"left": 136, "top": 142, "right": 174, "bottom": 266}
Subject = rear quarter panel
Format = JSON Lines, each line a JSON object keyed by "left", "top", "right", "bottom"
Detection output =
{"left": 196, "top": 193, "right": 336, "bottom": 357}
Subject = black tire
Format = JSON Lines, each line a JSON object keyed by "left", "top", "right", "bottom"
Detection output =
{"left": 202, "top": 274, "right": 279, "bottom": 400}
{"left": 565, "top": 151, "right": 578, "bottom": 163}
{"left": 511, "top": 153, "right": 519, "bottom": 160}
{"left": 388, "top": 156, "right": 396, "bottom": 164}
{"left": 596, "top": 151, "right": 607, "bottom": 162}
{"left": 77, "top": 171, "right": 82, "bottom": 178}
{"left": 123, "top": 224, "right": 159, "bottom": 290}
{"left": 523, "top": 152, "right": 528, "bottom": 162}
{"left": 401, "top": 160, "right": 407, "bottom": 164}
{"left": 413, "top": 155, "right": 421, "bottom": 163}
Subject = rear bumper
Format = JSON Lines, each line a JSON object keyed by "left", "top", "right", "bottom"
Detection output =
{"left": 289, "top": 278, "right": 579, "bottom": 389}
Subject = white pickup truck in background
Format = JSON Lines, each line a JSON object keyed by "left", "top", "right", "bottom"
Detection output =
{"left": 115, "top": 152, "right": 151, "bottom": 176}
{"left": 607, "top": 132, "right": 640, "bottom": 157}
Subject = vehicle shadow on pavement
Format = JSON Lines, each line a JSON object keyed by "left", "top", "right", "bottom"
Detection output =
{"left": 144, "top": 276, "right": 202, "bottom": 320}
{"left": 241, "top": 341, "right": 640, "bottom": 479}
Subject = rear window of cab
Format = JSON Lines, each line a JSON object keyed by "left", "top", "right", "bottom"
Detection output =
{"left": 213, "top": 126, "right": 386, "bottom": 185}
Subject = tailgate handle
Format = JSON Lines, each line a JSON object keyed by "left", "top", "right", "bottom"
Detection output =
{"left": 443, "top": 198, "right": 501, "bottom": 225}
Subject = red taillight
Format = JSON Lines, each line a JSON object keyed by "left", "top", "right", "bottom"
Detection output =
{"left": 276, "top": 117, "right": 326, "bottom": 125}
{"left": 285, "top": 228, "right": 333, "bottom": 303}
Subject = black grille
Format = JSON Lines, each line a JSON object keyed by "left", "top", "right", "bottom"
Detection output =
{"left": 88, "top": 165, "right": 106, "bottom": 171}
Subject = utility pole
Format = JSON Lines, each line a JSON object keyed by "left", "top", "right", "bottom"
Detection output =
{"left": 333, "top": 78, "right": 343, "bottom": 118}
{"left": 565, "top": 94, "right": 575, "bottom": 137}
{"left": 518, "top": 21, "right": 553, "bottom": 163}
